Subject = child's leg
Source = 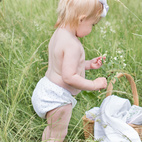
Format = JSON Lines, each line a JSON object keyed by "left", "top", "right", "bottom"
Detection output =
{"left": 42, "top": 104, "right": 72, "bottom": 142}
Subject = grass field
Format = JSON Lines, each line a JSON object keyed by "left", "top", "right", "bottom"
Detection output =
{"left": 0, "top": 0, "right": 142, "bottom": 141}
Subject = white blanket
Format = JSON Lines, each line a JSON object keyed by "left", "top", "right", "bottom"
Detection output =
{"left": 86, "top": 95, "right": 141, "bottom": 142}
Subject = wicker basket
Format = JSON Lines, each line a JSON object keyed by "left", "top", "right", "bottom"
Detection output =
{"left": 82, "top": 73, "right": 142, "bottom": 140}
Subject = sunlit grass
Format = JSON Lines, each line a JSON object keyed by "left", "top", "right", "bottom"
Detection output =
{"left": 0, "top": 0, "right": 142, "bottom": 141}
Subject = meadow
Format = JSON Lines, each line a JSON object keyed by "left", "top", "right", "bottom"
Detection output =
{"left": 0, "top": 0, "right": 142, "bottom": 141}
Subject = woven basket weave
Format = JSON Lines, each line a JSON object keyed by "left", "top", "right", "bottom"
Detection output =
{"left": 82, "top": 73, "right": 142, "bottom": 140}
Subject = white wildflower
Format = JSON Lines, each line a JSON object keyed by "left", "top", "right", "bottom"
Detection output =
{"left": 34, "top": 21, "right": 41, "bottom": 31}
{"left": 105, "top": 21, "right": 111, "bottom": 26}
{"left": 123, "top": 63, "right": 126, "bottom": 67}
{"left": 110, "top": 27, "right": 116, "bottom": 33}
{"left": 114, "top": 57, "right": 117, "bottom": 60}
{"left": 117, "top": 51, "right": 122, "bottom": 54}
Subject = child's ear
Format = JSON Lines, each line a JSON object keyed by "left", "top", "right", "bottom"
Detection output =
{"left": 78, "top": 15, "right": 86, "bottom": 23}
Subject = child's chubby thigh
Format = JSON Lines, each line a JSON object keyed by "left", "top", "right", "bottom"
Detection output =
{"left": 42, "top": 104, "right": 73, "bottom": 141}
{"left": 46, "top": 103, "right": 72, "bottom": 130}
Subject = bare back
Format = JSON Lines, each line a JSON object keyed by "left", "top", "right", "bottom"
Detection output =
{"left": 45, "top": 28, "right": 85, "bottom": 95}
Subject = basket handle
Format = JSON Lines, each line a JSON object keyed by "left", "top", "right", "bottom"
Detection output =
{"left": 106, "top": 73, "right": 139, "bottom": 106}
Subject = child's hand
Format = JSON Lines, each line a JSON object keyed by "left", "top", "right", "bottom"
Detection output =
{"left": 90, "top": 56, "right": 106, "bottom": 69}
{"left": 93, "top": 77, "right": 107, "bottom": 90}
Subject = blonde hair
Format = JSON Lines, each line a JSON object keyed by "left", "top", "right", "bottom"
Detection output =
{"left": 55, "top": 0, "right": 103, "bottom": 29}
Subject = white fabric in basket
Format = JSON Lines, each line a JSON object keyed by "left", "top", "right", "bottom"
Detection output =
{"left": 86, "top": 95, "right": 141, "bottom": 142}
{"left": 127, "top": 105, "right": 142, "bottom": 125}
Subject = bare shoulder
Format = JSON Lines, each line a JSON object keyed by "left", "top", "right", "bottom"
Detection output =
{"left": 55, "top": 28, "right": 82, "bottom": 51}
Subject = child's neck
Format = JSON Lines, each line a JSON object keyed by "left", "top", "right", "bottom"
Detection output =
{"left": 63, "top": 24, "right": 77, "bottom": 37}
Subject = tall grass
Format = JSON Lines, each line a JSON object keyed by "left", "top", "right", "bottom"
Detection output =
{"left": 0, "top": 0, "right": 142, "bottom": 141}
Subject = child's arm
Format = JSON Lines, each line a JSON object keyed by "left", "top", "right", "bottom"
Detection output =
{"left": 62, "top": 45, "right": 107, "bottom": 91}
{"left": 85, "top": 56, "right": 106, "bottom": 70}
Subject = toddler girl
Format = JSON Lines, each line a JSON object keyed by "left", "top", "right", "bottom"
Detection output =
{"left": 32, "top": 0, "right": 109, "bottom": 141}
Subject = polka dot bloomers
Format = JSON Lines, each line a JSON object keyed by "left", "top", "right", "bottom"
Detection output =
{"left": 31, "top": 76, "right": 77, "bottom": 119}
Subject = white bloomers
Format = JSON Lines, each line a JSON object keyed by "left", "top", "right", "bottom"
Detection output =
{"left": 31, "top": 76, "right": 77, "bottom": 119}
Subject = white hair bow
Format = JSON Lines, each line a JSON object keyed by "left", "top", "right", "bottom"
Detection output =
{"left": 99, "top": 0, "right": 109, "bottom": 17}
